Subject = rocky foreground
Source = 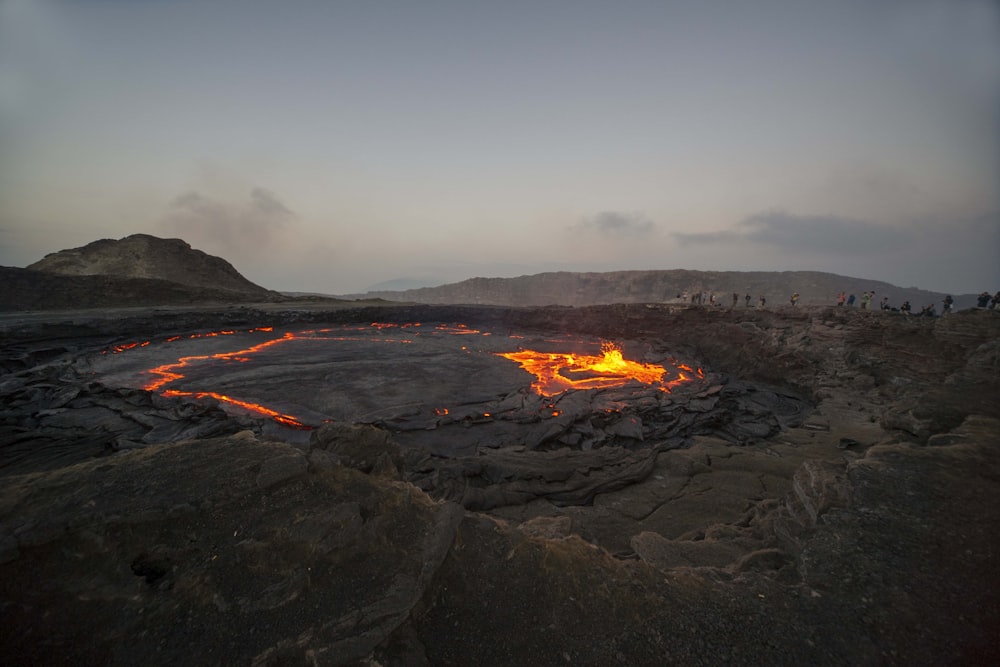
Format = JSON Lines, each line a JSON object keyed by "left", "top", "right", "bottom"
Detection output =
{"left": 1, "top": 303, "right": 998, "bottom": 665}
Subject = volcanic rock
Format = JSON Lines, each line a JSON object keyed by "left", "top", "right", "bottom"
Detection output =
{"left": 0, "top": 433, "right": 465, "bottom": 665}
{"left": 412, "top": 444, "right": 660, "bottom": 510}
{"left": 0, "top": 302, "right": 998, "bottom": 664}
{"left": 311, "top": 422, "right": 403, "bottom": 477}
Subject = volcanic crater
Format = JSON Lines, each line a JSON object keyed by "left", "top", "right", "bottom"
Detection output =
{"left": 2, "top": 301, "right": 998, "bottom": 665}
{"left": 81, "top": 317, "right": 810, "bottom": 512}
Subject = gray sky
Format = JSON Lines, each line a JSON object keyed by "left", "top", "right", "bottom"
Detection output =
{"left": 1, "top": 0, "right": 997, "bottom": 294}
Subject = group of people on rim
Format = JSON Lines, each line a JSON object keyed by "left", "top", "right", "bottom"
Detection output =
{"left": 836, "top": 289, "right": 930, "bottom": 315}
{"left": 977, "top": 291, "right": 1000, "bottom": 310}
{"left": 676, "top": 289, "right": 1000, "bottom": 315}
{"left": 832, "top": 289, "right": 1000, "bottom": 316}
{"left": 677, "top": 291, "right": 767, "bottom": 308}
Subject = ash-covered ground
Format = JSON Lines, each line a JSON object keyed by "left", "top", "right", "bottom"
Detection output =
{"left": 1, "top": 302, "right": 998, "bottom": 665}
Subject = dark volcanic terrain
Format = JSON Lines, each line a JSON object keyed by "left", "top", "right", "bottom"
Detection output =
{"left": 1, "top": 301, "right": 998, "bottom": 665}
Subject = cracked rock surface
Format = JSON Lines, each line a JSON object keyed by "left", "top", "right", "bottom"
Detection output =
{"left": 1, "top": 303, "right": 998, "bottom": 664}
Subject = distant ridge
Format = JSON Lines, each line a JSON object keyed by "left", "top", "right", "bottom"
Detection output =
{"left": 349, "top": 269, "right": 974, "bottom": 310}
{"left": 28, "top": 234, "right": 272, "bottom": 296}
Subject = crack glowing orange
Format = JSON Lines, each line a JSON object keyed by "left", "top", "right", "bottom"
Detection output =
{"left": 141, "top": 332, "right": 313, "bottom": 429}
{"left": 161, "top": 389, "right": 311, "bottom": 430}
{"left": 107, "top": 325, "right": 420, "bottom": 430}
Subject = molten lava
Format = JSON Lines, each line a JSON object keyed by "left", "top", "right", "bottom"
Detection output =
{"left": 106, "top": 324, "right": 703, "bottom": 431}
{"left": 498, "top": 341, "right": 699, "bottom": 396}
{"left": 141, "top": 331, "right": 313, "bottom": 429}
{"left": 162, "top": 389, "right": 310, "bottom": 429}
{"left": 114, "top": 324, "right": 427, "bottom": 428}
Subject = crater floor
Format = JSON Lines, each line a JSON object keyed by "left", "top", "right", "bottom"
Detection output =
{"left": 2, "top": 303, "right": 998, "bottom": 665}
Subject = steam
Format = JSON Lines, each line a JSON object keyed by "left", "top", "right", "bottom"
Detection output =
{"left": 160, "top": 187, "right": 295, "bottom": 254}
{"left": 573, "top": 211, "right": 655, "bottom": 238}
{"left": 674, "top": 210, "right": 908, "bottom": 254}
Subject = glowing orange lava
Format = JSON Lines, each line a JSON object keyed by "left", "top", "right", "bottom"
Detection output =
{"left": 105, "top": 324, "right": 431, "bottom": 429}
{"left": 143, "top": 332, "right": 297, "bottom": 393}
{"left": 162, "top": 389, "right": 310, "bottom": 429}
{"left": 434, "top": 323, "right": 481, "bottom": 335}
{"left": 127, "top": 325, "right": 424, "bottom": 428}
{"left": 139, "top": 332, "right": 313, "bottom": 428}
{"left": 105, "top": 324, "right": 704, "bottom": 430}
{"left": 497, "top": 341, "right": 700, "bottom": 396}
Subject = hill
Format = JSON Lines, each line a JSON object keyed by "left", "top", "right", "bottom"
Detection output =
{"left": 354, "top": 269, "right": 973, "bottom": 310}
{"left": 27, "top": 233, "right": 273, "bottom": 297}
{"left": 2, "top": 234, "right": 284, "bottom": 311}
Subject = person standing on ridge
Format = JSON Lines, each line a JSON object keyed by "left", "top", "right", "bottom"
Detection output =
{"left": 837, "top": 292, "right": 846, "bottom": 306}
{"left": 790, "top": 292, "right": 799, "bottom": 306}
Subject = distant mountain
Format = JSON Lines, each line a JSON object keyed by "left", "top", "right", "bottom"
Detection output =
{"left": 364, "top": 277, "right": 446, "bottom": 292}
{"left": 350, "top": 269, "right": 975, "bottom": 310}
{"left": 27, "top": 234, "right": 273, "bottom": 297}
{"left": 2, "top": 234, "right": 284, "bottom": 311}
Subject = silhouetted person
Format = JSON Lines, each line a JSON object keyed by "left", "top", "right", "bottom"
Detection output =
{"left": 978, "top": 292, "right": 991, "bottom": 308}
{"left": 837, "top": 291, "right": 845, "bottom": 306}
{"left": 942, "top": 295, "right": 953, "bottom": 315}
{"left": 900, "top": 300, "right": 911, "bottom": 314}
{"left": 732, "top": 292, "right": 738, "bottom": 307}
{"left": 758, "top": 295, "right": 766, "bottom": 309}
{"left": 745, "top": 293, "right": 751, "bottom": 307}
{"left": 847, "top": 294, "right": 856, "bottom": 306}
